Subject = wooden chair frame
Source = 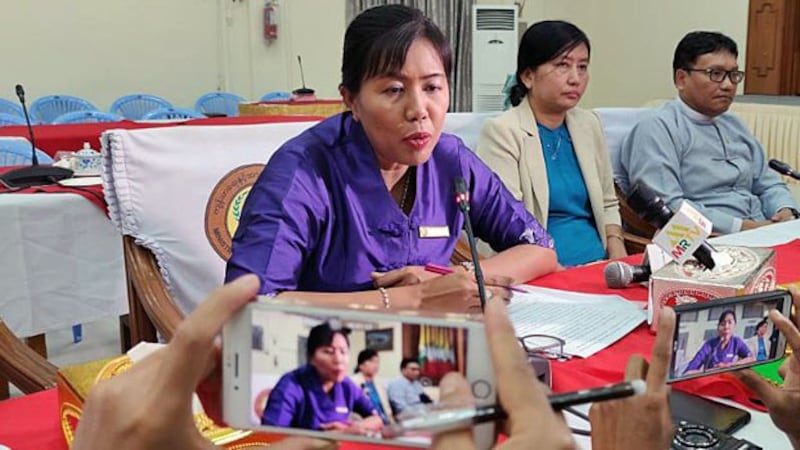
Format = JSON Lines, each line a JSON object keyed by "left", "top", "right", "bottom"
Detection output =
{"left": 123, "top": 236, "right": 184, "bottom": 345}
{"left": 0, "top": 320, "right": 58, "bottom": 398}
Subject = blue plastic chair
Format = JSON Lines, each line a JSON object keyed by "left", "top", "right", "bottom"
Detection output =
{"left": 0, "top": 98, "right": 24, "bottom": 117}
{"left": 0, "top": 113, "right": 27, "bottom": 126}
{"left": 259, "top": 91, "right": 291, "bottom": 102}
{"left": 52, "top": 110, "right": 123, "bottom": 124}
{"left": 110, "top": 94, "right": 173, "bottom": 120}
{"left": 194, "top": 92, "right": 245, "bottom": 117}
{"left": 0, "top": 137, "right": 53, "bottom": 166}
{"left": 30, "top": 95, "right": 98, "bottom": 124}
{"left": 142, "top": 107, "right": 204, "bottom": 120}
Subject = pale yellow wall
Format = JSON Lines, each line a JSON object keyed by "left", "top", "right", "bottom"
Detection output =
{"left": 518, "top": 0, "right": 749, "bottom": 107}
{"left": 0, "top": 0, "right": 222, "bottom": 110}
{"left": 0, "top": 0, "right": 345, "bottom": 110}
{"left": 0, "top": 1, "right": 747, "bottom": 111}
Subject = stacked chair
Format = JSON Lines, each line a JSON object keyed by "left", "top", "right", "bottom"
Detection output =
{"left": 195, "top": 92, "right": 245, "bottom": 117}
{"left": 110, "top": 94, "right": 172, "bottom": 120}
{"left": 142, "top": 107, "right": 204, "bottom": 120}
{"left": 29, "top": 95, "right": 98, "bottom": 124}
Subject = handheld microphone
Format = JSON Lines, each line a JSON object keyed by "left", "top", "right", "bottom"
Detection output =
{"left": 292, "top": 55, "right": 315, "bottom": 96}
{"left": 627, "top": 183, "right": 716, "bottom": 270}
{"left": 768, "top": 159, "right": 800, "bottom": 180}
{"left": 0, "top": 84, "right": 73, "bottom": 189}
{"left": 604, "top": 261, "right": 651, "bottom": 288}
{"left": 454, "top": 176, "right": 488, "bottom": 311}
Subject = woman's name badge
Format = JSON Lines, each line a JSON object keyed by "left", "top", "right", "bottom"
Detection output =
{"left": 419, "top": 225, "right": 450, "bottom": 238}
{"left": 335, "top": 406, "right": 349, "bottom": 414}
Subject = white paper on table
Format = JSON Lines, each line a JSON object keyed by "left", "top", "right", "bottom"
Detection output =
{"left": 508, "top": 286, "right": 646, "bottom": 358}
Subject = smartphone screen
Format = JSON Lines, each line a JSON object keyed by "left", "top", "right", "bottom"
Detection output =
{"left": 669, "top": 290, "right": 791, "bottom": 383}
{"left": 223, "top": 299, "right": 493, "bottom": 448}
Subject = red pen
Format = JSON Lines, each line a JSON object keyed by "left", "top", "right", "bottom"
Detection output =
{"left": 423, "top": 263, "right": 527, "bottom": 293}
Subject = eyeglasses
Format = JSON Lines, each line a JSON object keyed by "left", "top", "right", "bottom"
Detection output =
{"left": 683, "top": 67, "right": 745, "bottom": 84}
{"left": 518, "top": 334, "right": 571, "bottom": 361}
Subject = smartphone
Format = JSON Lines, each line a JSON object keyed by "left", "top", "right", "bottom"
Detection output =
{"left": 668, "top": 290, "right": 791, "bottom": 383}
{"left": 223, "top": 297, "right": 494, "bottom": 448}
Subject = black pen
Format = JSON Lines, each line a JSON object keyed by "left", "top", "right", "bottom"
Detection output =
{"left": 382, "top": 380, "right": 646, "bottom": 438}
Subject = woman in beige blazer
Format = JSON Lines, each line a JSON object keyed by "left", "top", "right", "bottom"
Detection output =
{"left": 477, "top": 21, "right": 626, "bottom": 266}
{"left": 350, "top": 349, "right": 393, "bottom": 424}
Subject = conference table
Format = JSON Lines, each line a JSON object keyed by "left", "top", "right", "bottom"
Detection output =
{"left": 0, "top": 115, "right": 324, "bottom": 342}
{"left": 1, "top": 221, "right": 798, "bottom": 449}
{"left": 0, "top": 115, "right": 322, "bottom": 158}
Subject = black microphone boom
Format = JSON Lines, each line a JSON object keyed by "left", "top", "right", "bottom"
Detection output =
{"left": 627, "top": 183, "right": 716, "bottom": 270}
{"left": 292, "top": 55, "right": 315, "bottom": 96}
{"left": 768, "top": 159, "right": 800, "bottom": 180}
{"left": 0, "top": 84, "right": 73, "bottom": 189}
{"left": 454, "top": 176, "right": 489, "bottom": 311}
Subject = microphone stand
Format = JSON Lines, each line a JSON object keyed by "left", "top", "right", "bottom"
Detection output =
{"left": 454, "top": 177, "right": 488, "bottom": 311}
{"left": 0, "top": 84, "right": 73, "bottom": 189}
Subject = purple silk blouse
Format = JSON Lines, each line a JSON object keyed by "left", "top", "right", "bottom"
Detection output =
{"left": 226, "top": 113, "right": 552, "bottom": 294}
{"left": 684, "top": 335, "right": 752, "bottom": 372}
{"left": 261, "top": 364, "right": 375, "bottom": 429}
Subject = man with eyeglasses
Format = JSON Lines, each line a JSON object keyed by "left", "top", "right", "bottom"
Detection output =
{"left": 620, "top": 31, "right": 799, "bottom": 234}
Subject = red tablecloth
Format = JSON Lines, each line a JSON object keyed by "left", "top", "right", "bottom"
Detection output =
{"left": 539, "top": 240, "right": 800, "bottom": 411}
{"left": 0, "top": 115, "right": 322, "bottom": 157}
{"left": 2, "top": 241, "right": 799, "bottom": 449}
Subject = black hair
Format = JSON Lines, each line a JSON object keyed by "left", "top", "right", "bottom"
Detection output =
{"left": 354, "top": 348, "right": 378, "bottom": 373}
{"left": 509, "top": 20, "right": 591, "bottom": 107}
{"left": 718, "top": 309, "right": 737, "bottom": 326}
{"left": 755, "top": 317, "right": 769, "bottom": 331}
{"left": 341, "top": 4, "right": 452, "bottom": 94}
{"left": 672, "top": 31, "right": 738, "bottom": 82}
{"left": 306, "top": 321, "right": 350, "bottom": 360}
{"left": 400, "top": 357, "right": 419, "bottom": 370}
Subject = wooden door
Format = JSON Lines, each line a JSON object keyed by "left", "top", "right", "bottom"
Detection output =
{"left": 745, "top": 0, "right": 800, "bottom": 95}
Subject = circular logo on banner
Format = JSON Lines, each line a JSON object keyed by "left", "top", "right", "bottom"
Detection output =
{"left": 205, "top": 164, "right": 265, "bottom": 260}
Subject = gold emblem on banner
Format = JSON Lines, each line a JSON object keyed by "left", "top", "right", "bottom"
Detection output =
{"left": 205, "top": 164, "right": 265, "bottom": 260}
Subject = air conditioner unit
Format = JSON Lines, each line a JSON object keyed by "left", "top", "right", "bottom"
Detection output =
{"left": 471, "top": 5, "right": 518, "bottom": 112}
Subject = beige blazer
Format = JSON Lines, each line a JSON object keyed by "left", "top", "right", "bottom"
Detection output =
{"left": 349, "top": 372, "right": 394, "bottom": 423}
{"left": 476, "top": 102, "right": 621, "bottom": 249}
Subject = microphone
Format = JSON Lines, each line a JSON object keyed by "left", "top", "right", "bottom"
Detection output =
{"left": 0, "top": 84, "right": 73, "bottom": 189}
{"left": 604, "top": 261, "right": 652, "bottom": 288}
{"left": 292, "top": 55, "right": 315, "bottom": 96}
{"left": 16, "top": 84, "right": 36, "bottom": 165}
{"left": 627, "top": 183, "right": 716, "bottom": 270}
{"left": 768, "top": 159, "right": 800, "bottom": 180}
{"left": 454, "top": 176, "right": 489, "bottom": 311}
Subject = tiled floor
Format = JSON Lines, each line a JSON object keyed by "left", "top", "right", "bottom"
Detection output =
{"left": 9, "top": 317, "right": 121, "bottom": 398}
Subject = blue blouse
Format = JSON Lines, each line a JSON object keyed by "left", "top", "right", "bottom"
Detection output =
{"left": 538, "top": 123, "right": 605, "bottom": 266}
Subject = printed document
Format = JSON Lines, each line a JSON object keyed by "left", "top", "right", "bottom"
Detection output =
{"left": 509, "top": 286, "right": 646, "bottom": 358}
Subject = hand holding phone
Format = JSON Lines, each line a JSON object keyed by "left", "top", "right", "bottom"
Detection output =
{"left": 734, "top": 289, "right": 800, "bottom": 448}
{"left": 223, "top": 298, "right": 497, "bottom": 448}
{"left": 589, "top": 308, "right": 676, "bottom": 450}
{"left": 431, "top": 296, "right": 577, "bottom": 450}
{"left": 72, "top": 275, "right": 332, "bottom": 450}
{"left": 669, "top": 290, "right": 791, "bottom": 382}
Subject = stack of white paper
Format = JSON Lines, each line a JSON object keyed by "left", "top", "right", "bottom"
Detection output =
{"left": 508, "top": 286, "right": 646, "bottom": 358}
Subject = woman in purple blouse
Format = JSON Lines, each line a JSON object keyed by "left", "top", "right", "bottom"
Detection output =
{"left": 684, "top": 309, "right": 754, "bottom": 374}
{"left": 226, "top": 5, "right": 558, "bottom": 313}
{"left": 261, "top": 322, "right": 383, "bottom": 434}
